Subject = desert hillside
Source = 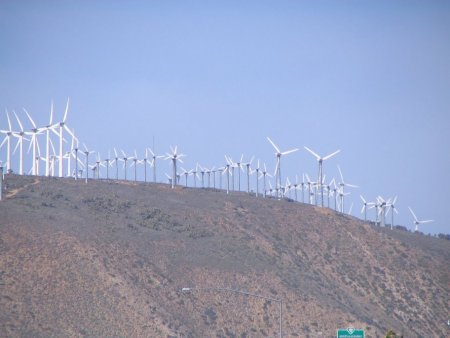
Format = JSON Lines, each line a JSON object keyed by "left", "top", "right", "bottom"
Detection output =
{"left": 0, "top": 175, "right": 449, "bottom": 337}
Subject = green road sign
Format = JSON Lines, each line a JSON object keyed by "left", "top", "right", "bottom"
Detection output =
{"left": 337, "top": 327, "right": 364, "bottom": 338}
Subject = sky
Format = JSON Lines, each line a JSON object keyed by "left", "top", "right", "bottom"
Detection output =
{"left": 0, "top": 0, "right": 449, "bottom": 235}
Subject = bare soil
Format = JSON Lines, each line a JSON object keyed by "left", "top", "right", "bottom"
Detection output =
{"left": 0, "top": 175, "right": 448, "bottom": 337}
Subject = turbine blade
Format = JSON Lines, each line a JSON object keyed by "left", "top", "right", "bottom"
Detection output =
{"left": 322, "top": 149, "right": 340, "bottom": 161}
{"left": 63, "top": 98, "right": 70, "bottom": 122}
{"left": 23, "top": 108, "right": 37, "bottom": 128}
{"left": 303, "top": 146, "right": 320, "bottom": 160}
{"left": 266, "top": 137, "right": 280, "bottom": 153}
{"left": 6, "top": 110, "right": 12, "bottom": 131}
{"left": 408, "top": 207, "right": 418, "bottom": 222}
{"left": 14, "top": 111, "right": 24, "bottom": 131}
{"left": 281, "top": 148, "right": 299, "bottom": 156}
{"left": 337, "top": 165, "right": 344, "bottom": 182}
{"left": 49, "top": 101, "right": 54, "bottom": 124}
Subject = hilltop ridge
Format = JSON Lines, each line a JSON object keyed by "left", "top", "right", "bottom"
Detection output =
{"left": 0, "top": 175, "right": 449, "bottom": 337}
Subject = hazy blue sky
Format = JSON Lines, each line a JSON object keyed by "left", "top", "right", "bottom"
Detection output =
{"left": 1, "top": 1, "right": 449, "bottom": 234}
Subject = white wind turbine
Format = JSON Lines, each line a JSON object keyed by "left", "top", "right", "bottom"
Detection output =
{"left": 191, "top": 163, "right": 200, "bottom": 188}
{"left": 337, "top": 165, "right": 358, "bottom": 213}
{"left": 324, "top": 177, "right": 335, "bottom": 207}
{"left": 12, "top": 111, "right": 29, "bottom": 175}
{"left": 360, "top": 195, "right": 374, "bottom": 221}
{"left": 42, "top": 102, "right": 60, "bottom": 176}
{"left": 408, "top": 207, "right": 433, "bottom": 232}
{"left": 56, "top": 99, "right": 75, "bottom": 177}
{"left": 267, "top": 137, "right": 299, "bottom": 199}
{"left": 181, "top": 167, "right": 193, "bottom": 187}
{"left": 95, "top": 152, "right": 106, "bottom": 179}
{"left": 235, "top": 154, "right": 245, "bottom": 191}
{"left": 102, "top": 150, "right": 113, "bottom": 180}
{"left": 120, "top": 150, "right": 134, "bottom": 180}
{"left": 304, "top": 146, "right": 340, "bottom": 207}
{"left": 139, "top": 149, "right": 150, "bottom": 183}
{"left": 377, "top": 196, "right": 390, "bottom": 227}
{"left": 148, "top": 148, "right": 164, "bottom": 183}
{"left": 223, "top": 159, "right": 232, "bottom": 194}
{"left": 254, "top": 160, "right": 261, "bottom": 197}
{"left": 386, "top": 196, "right": 398, "bottom": 230}
{"left": 130, "top": 150, "right": 140, "bottom": 182}
{"left": 198, "top": 164, "right": 206, "bottom": 188}
{"left": 243, "top": 155, "right": 254, "bottom": 193}
{"left": 23, "top": 108, "right": 43, "bottom": 176}
{"left": 0, "top": 110, "right": 14, "bottom": 173}
{"left": 260, "top": 163, "right": 272, "bottom": 198}
{"left": 113, "top": 148, "right": 120, "bottom": 180}
{"left": 291, "top": 175, "right": 301, "bottom": 202}
{"left": 304, "top": 174, "right": 316, "bottom": 204}
{"left": 63, "top": 131, "right": 77, "bottom": 177}
{"left": 81, "top": 144, "right": 95, "bottom": 184}
{"left": 165, "top": 146, "right": 185, "bottom": 189}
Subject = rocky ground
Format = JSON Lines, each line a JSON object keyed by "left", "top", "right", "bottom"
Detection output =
{"left": 0, "top": 175, "right": 449, "bottom": 337}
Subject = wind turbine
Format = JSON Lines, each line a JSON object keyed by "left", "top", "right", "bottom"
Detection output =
{"left": 243, "top": 156, "right": 254, "bottom": 193}
{"left": 304, "top": 146, "right": 340, "bottom": 207}
{"left": 120, "top": 150, "right": 134, "bottom": 180}
{"left": 165, "top": 146, "right": 185, "bottom": 189}
{"left": 408, "top": 207, "right": 433, "bottom": 232}
{"left": 148, "top": 148, "right": 164, "bottom": 183}
{"left": 225, "top": 155, "right": 236, "bottom": 191}
{"left": 43, "top": 102, "right": 59, "bottom": 176}
{"left": 223, "top": 159, "right": 232, "bottom": 194}
{"left": 254, "top": 160, "right": 261, "bottom": 197}
{"left": 113, "top": 148, "right": 120, "bottom": 180}
{"left": 386, "top": 196, "right": 398, "bottom": 230}
{"left": 260, "top": 163, "right": 272, "bottom": 198}
{"left": 95, "top": 152, "right": 106, "bottom": 179}
{"left": 191, "top": 163, "right": 199, "bottom": 188}
{"left": 64, "top": 131, "right": 77, "bottom": 177}
{"left": 23, "top": 108, "right": 43, "bottom": 176}
{"left": 360, "top": 195, "right": 374, "bottom": 221}
{"left": 235, "top": 154, "right": 245, "bottom": 191}
{"left": 337, "top": 165, "right": 358, "bottom": 213}
{"left": 140, "top": 149, "right": 150, "bottom": 183}
{"left": 377, "top": 196, "right": 390, "bottom": 227}
{"left": 198, "top": 164, "right": 206, "bottom": 188}
{"left": 103, "top": 150, "right": 113, "bottom": 180}
{"left": 267, "top": 137, "right": 298, "bottom": 199}
{"left": 0, "top": 110, "right": 14, "bottom": 173}
{"left": 81, "top": 144, "right": 95, "bottom": 184}
{"left": 305, "top": 174, "right": 315, "bottom": 204}
{"left": 181, "top": 167, "right": 195, "bottom": 187}
{"left": 57, "top": 99, "right": 75, "bottom": 177}
{"left": 12, "top": 111, "right": 29, "bottom": 175}
{"left": 130, "top": 150, "right": 140, "bottom": 182}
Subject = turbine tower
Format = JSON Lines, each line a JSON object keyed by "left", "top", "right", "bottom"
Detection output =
{"left": 266, "top": 137, "right": 298, "bottom": 199}
{"left": 408, "top": 207, "right": 433, "bottom": 232}
{"left": 304, "top": 146, "right": 340, "bottom": 207}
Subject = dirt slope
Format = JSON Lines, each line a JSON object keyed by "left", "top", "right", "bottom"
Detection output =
{"left": 0, "top": 175, "right": 448, "bottom": 337}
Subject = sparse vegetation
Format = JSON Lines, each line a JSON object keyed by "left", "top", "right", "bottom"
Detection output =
{"left": 0, "top": 175, "right": 448, "bottom": 337}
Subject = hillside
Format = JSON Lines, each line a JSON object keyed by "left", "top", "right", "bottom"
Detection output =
{"left": 0, "top": 175, "right": 449, "bottom": 337}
